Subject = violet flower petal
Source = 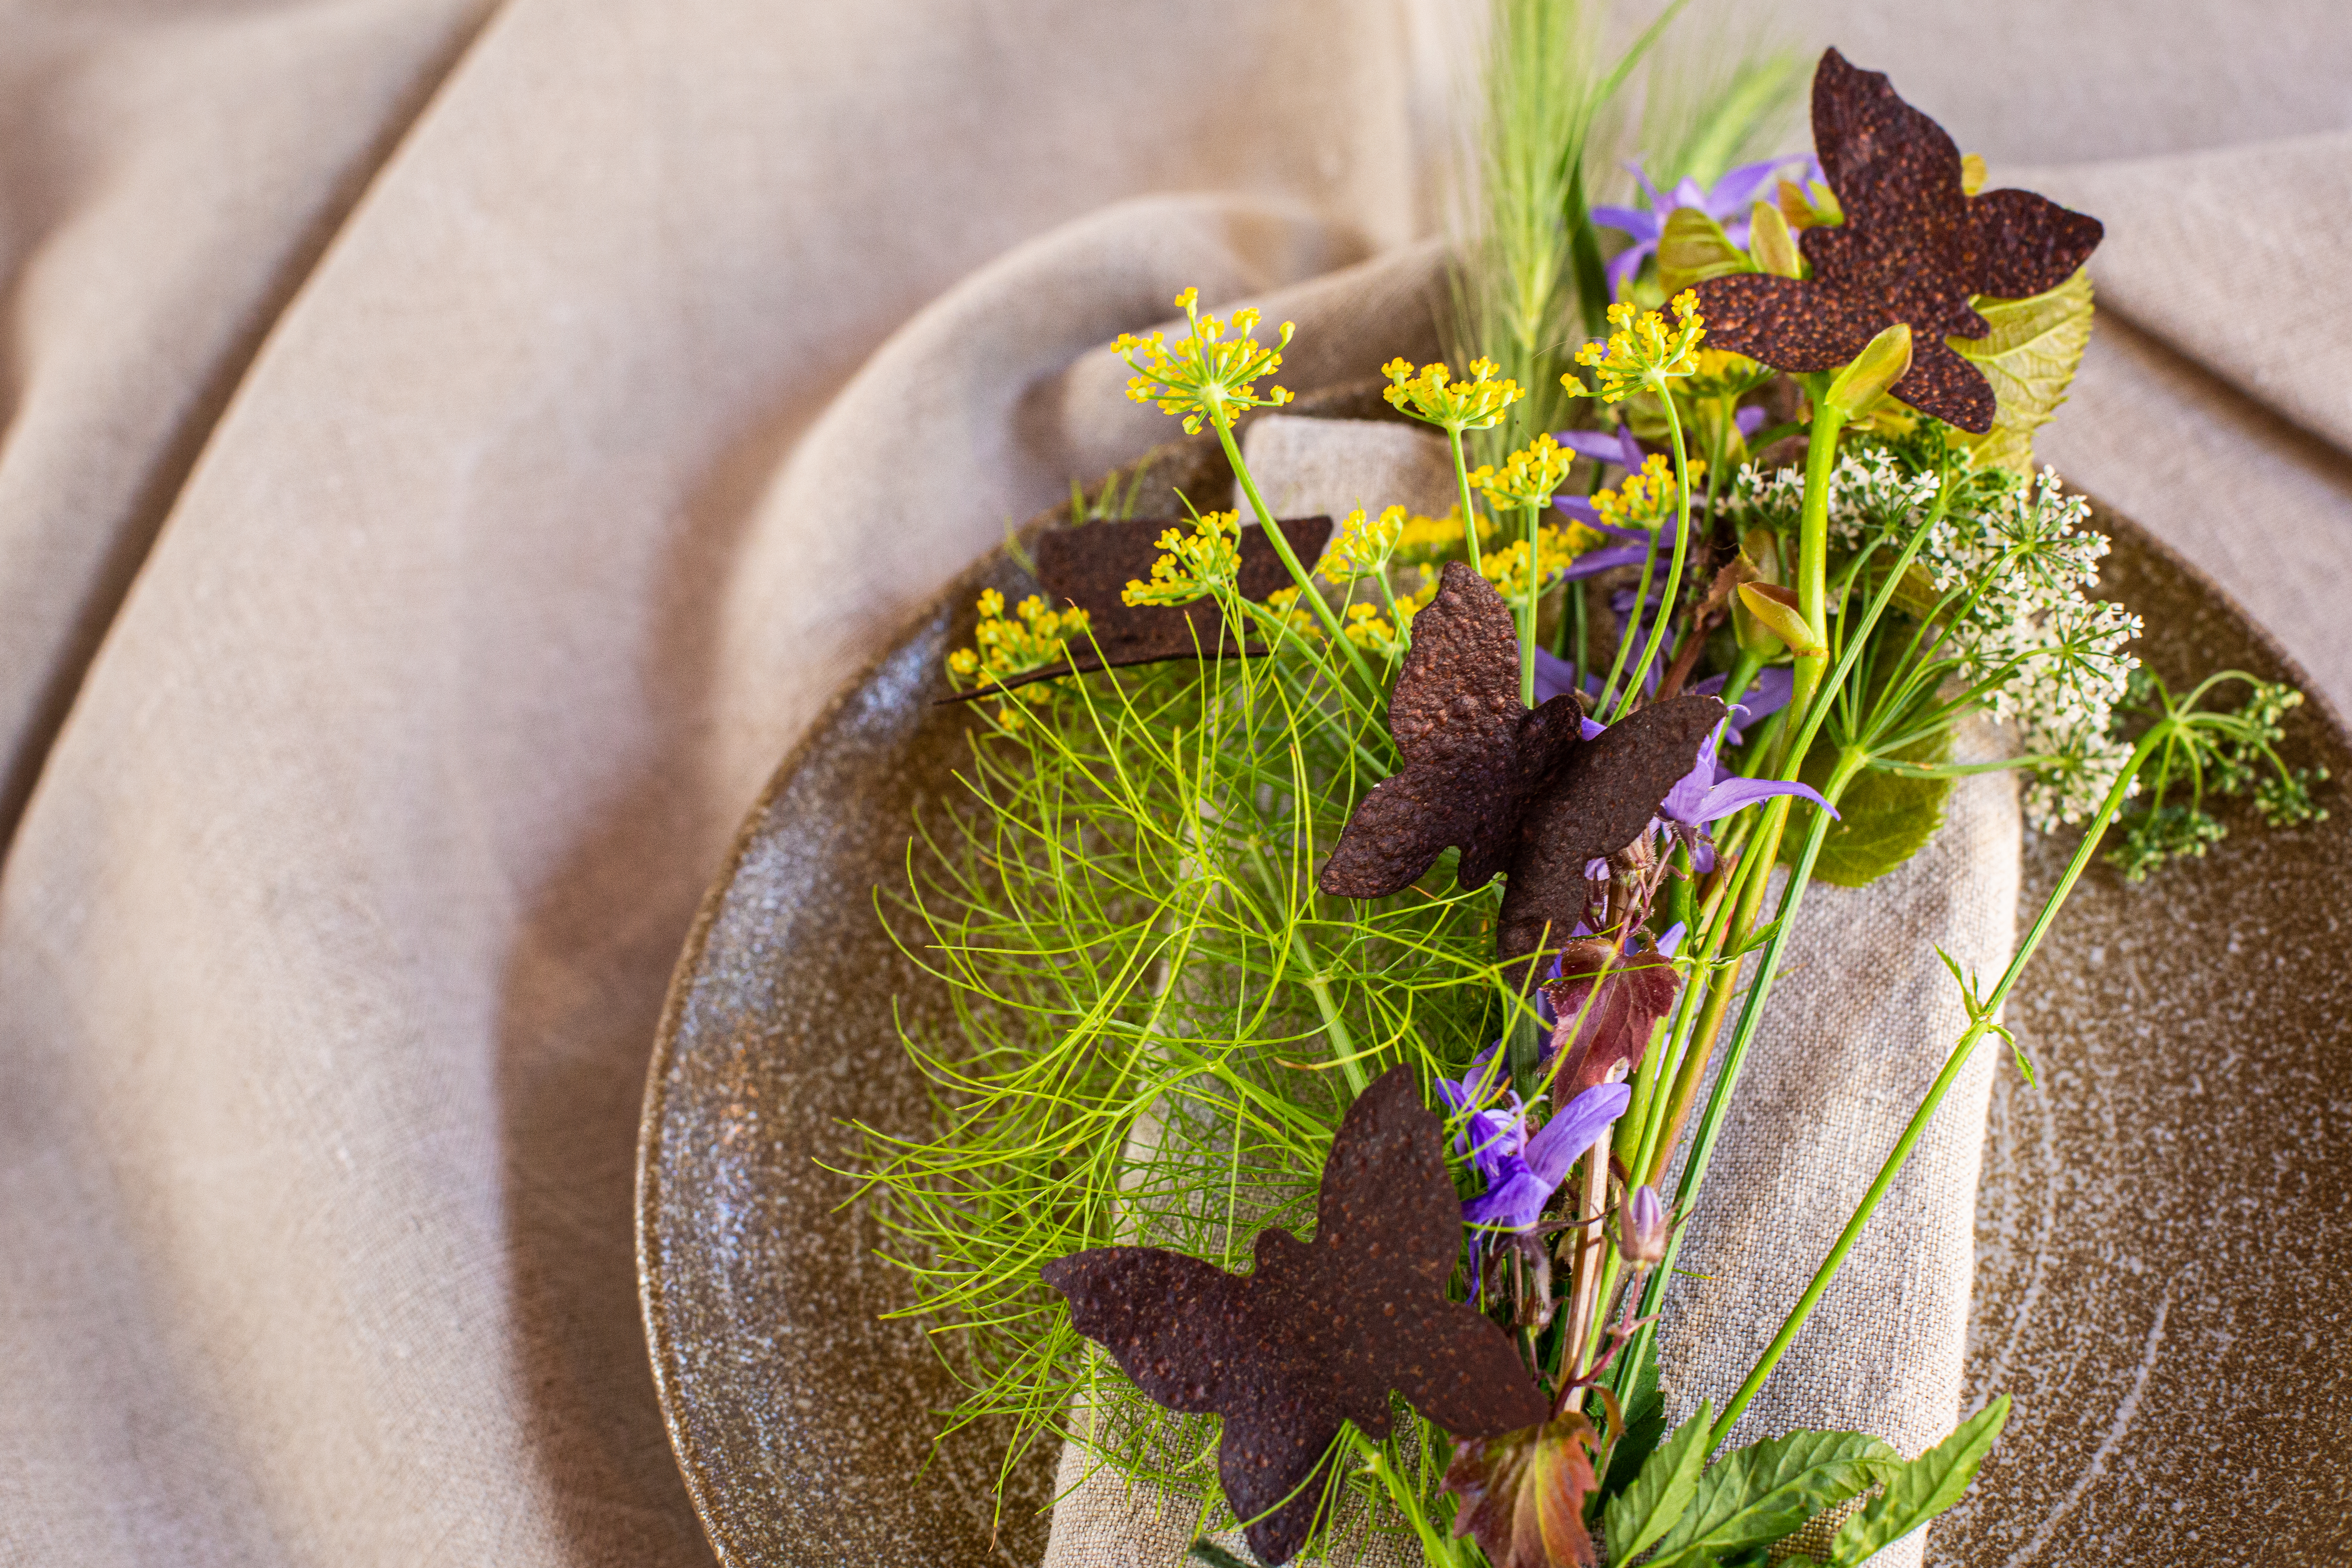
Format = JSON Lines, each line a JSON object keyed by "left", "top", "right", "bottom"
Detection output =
{"left": 1735, "top": 403, "right": 1768, "bottom": 437}
{"left": 1689, "top": 774, "right": 1838, "bottom": 823}
{"left": 1554, "top": 429, "right": 1637, "bottom": 465}
{"left": 1588, "top": 204, "right": 1659, "bottom": 239}
{"left": 1462, "top": 1167, "right": 1551, "bottom": 1231}
{"left": 1521, "top": 1082, "right": 1634, "bottom": 1188}
{"left": 1561, "top": 541, "right": 1653, "bottom": 580}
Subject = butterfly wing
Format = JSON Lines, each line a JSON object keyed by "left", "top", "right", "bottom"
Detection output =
{"left": 1498, "top": 695, "right": 1725, "bottom": 967}
{"left": 1041, "top": 1246, "right": 1268, "bottom": 1414}
{"left": 1964, "top": 187, "right": 2103, "bottom": 300}
{"left": 1380, "top": 1293, "right": 1552, "bottom": 1439}
{"left": 1795, "top": 50, "right": 2004, "bottom": 432}
{"left": 1048, "top": 1242, "right": 1343, "bottom": 1565}
{"left": 1304, "top": 1069, "right": 1553, "bottom": 1436}
{"left": 1217, "top": 1402, "right": 1347, "bottom": 1566}
{"left": 1320, "top": 562, "right": 1544, "bottom": 897}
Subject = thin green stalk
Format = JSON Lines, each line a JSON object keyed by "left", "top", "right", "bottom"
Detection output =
{"left": 1520, "top": 500, "right": 1542, "bottom": 706}
{"left": 1358, "top": 1429, "right": 1462, "bottom": 1568}
{"left": 1448, "top": 428, "right": 1484, "bottom": 572}
{"left": 1775, "top": 384, "right": 1846, "bottom": 771}
{"left": 1596, "top": 534, "right": 1659, "bottom": 713}
{"left": 1611, "top": 392, "right": 1695, "bottom": 722}
{"left": 1708, "top": 720, "right": 2176, "bottom": 1442}
{"left": 1214, "top": 420, "right": 1377, "bottom": 689}
{"left": 1619, "top": 748, "right": 1866, "bottom": 1391}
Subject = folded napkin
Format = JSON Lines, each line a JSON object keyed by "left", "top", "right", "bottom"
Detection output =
{"left": 1042, "top": 417, "right": 2020, "bottom": 1568}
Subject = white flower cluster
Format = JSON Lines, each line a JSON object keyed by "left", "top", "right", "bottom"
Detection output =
{"left": 1725, "top": 453, "right": 2143, "bottom": 832}
{"left": 1917, "top": 467, "right": 2142, "bottom": 829}
{"left": 1725, "top": 446, "right": 1944, "bottom": 543}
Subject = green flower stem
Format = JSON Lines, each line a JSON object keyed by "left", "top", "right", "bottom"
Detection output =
{"left": 1245, "top": 840, "right": 1370, "bottom": 1098}
{"left": 1447, "top": 427, "right": 1483, "bottom": 572}
{"left": 1639, "top": 787, "right": 1790, "bottom": 1193}
{"left": 1708, "top": 720, "right": 2176, "bottom": 1445}
{"left": 1610, "top": 388, "right": 1695, "bottom": 723}
{"left": 1595, "top": 532, "right": 1659, "bottom": 715}
{"left": 1617, "top": 747, "right": 1867, "bottom": 1398}
{"left": 1213, "top": 419, "right": 1377, "bottom": 689}
{"left": 1775, "top": 382, "right": 1848, "bottom": 773}
{"left": 1520, "top": 500, "right": 1542, "bottom": 706}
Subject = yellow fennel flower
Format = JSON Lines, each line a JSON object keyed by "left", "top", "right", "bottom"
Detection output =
{"left": 1122, "top": 510, "right": 1243, "bottom": 606}
{"left": 1590, "top": 452, "right": 1707, "bottom": 532}
{"left": 1319, "top": 504, "right": 1408, "bottom": 584}
{"left": 1380, "top": 356, "right": 1522, "bottom": 434}
{"left": 1111, "top": 289, "right": 1296, "bottom": 436}
{"left": 1574, "top": 291, "right": 1706, "bottom": 403}
{"left": 1390, "top": 508, "right": 1501, "bottom": 565}
{"left": 944, "top": 586, "right": 1093, "bottom": 726}
{"left": 1478, "top": 433, "right": 1576, "bottom": 512}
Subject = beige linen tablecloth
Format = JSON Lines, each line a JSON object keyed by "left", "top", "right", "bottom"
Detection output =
{"left": 3, "top": 3, "right": 2349, "bottom": 1565}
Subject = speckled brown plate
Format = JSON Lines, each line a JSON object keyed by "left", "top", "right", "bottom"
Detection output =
{"left": 636, "top": 397, "right": 2352, "bottom": 1567}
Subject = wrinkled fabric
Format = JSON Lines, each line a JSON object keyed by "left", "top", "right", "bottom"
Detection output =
{"left": 0, "top": 3, "right": 2347, "bottom": 1566}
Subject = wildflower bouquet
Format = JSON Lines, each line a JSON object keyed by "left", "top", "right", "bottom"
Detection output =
{"left": 850, "top": 25, "right": 2327, "bottom": 1568}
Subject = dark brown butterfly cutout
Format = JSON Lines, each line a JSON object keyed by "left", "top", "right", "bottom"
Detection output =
{"left": 1315, "top": 561, "right": 1723, "bottom": 972}
{"left": 1043, "top": 1066, "right": 1548, "bottom": 1565}
{"left": 944, "top": 513, "right": 1332, "bottom": 700}
{"left": 1693, "top": 48, "right": 2103, "bottom": 433}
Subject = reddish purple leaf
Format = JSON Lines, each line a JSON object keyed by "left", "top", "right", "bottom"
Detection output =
{"left": 1440, "top": 1412, "right": 1602, "bottom": 1568}
{"left": 1542, "top": 941, "right": 1682, "bottom": 1105}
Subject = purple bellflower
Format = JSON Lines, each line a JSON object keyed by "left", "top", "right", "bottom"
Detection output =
{"left": 1435, "top": 1047, "right": 1528, "bottom": 1190}
{"left": 1655, "top": 720, "right": 1837, "bottom": 873}
{"left": 1460, "top": 1080, "right": 1633, "bottom": 1236}
{"left": 1592, "top": 155, "right": 1823, "bottom": 300}
{"left": 1691, "top": 664, "right": 1795, "bottom": 745}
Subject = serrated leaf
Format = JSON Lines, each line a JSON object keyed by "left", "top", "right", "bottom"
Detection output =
{"left": 1788, "top": 728, "right": 1954, "bottom": 888}
{"left": 1827, "top": 1397, "right": 2011, "bottom": 1565}
{"left": 1651, "top": 1429, "right": 1901, "bottom": 1565}
{"left": 1658, "top": 208, "right": 1754, "bottom": 296}
{"left": 1949, "top": 268, "right": 2094, "bottom": 474}
{"left": 1604, "top": 1401, "right": 1712, "bottom": 1563}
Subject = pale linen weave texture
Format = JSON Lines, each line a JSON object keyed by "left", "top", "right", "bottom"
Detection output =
{"left": 1, "top": 3, "right": 2348, "bottom": 1567}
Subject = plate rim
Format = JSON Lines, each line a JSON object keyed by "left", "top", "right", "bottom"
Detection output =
{"left": 634, "top": 412, "right": 2349, "bottom": 1565}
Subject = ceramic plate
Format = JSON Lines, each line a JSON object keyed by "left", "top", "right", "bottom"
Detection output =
{"left": 637, "top": 398, "right": 2352, "bottom": 1566}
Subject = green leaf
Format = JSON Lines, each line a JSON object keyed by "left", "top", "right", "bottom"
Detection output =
{"left": 1824, "top": 323, "right": 1914, "bottom": 418}
{"left": 1600, "top": 1351, "right": 1667, "bottom": 1503}
{"left": 1827, "top": 1397, "right": 2011, "bottom": 1565}
{"left": 1657, "top": 208, "right": 1754, "bottom": 296}
{"left": 1604, "top": 1401, "right": 1711, "bottom": 1563}
{"left": 1790, "top": 728, "right": 1954, "bottom": 888}
{"left": 1649, "top": 1429, "right": 1901, "bottom": 1565}
{"left": 1948, "top": 269, "right": 2094, "bottom": 474}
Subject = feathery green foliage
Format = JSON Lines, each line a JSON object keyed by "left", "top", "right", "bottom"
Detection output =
{"left": 847, "top": 594, "right": 1524, "bottom": 1548}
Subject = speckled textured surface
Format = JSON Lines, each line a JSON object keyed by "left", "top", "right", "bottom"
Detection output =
{"left": 638, "top": 408, "right": 2352, "bottom": 1565}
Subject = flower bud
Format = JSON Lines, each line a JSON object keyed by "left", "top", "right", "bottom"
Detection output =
{"left": 1735, "top": 581, "right": 1825, "bottom": 657}
{"left": 1622, "top": 1185, "right": 1669, "bottom": 1271}
{"left": 1748, "top": 200, "right": 1802, "bottom": 279}
{"left": 1823, "top": 321, "right": 1914, "bottom": 419}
